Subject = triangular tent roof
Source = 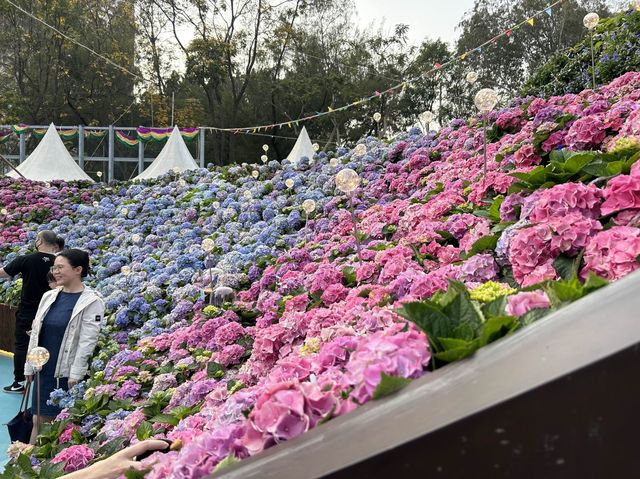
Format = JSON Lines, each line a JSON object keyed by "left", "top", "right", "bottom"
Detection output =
{"left": 286, "top": 126, "right": 315, "bottom": 166}
{"left": 7, "top": 123, "right": 93, "bottom": 182}
{"left": 135, "top": 126, "right": 199, "bottom": 180}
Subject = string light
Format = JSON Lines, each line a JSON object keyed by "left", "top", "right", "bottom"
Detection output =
{"left": 302, "top": 199, "right": 316, "bottom": 214}
{"left": 201, "top": 238, "right": 215, "bottom": 252}
{"left": 474, "top": 88, "right": 498, "bottom": 113}
{"left": 335, "top": 168, "right": 360, "bottom": 194}
{"left": 466, "top": 71, "right": 479, "bottom": 84}
{"left": 26, "top": 347, "right": 50, "bottom": 369}
{"left": 583, "top": 12, "right": 599, "bottom": 29}
{"left": 354, "top": 144, "right": 367, "bottom": 156}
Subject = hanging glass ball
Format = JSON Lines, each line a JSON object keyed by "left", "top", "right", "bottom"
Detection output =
{"left": 211, "top": 201, "right": 220, "bottom": 209}
{"left": 178, "top": 179, "right": 187, "bottom": 187}
{"left": 131, "top": 234, "right": 141, "bottom": 243}
{"left": 201, "top": 238, "right": 215, "bottom": 253}
{"left": 354, "top": 144, "right": 367, "bottom": 156}
{"left": 583, "top": 12, "right": 599, "bottom": 30}
{"left": 252, "top": 170, "right": 259, "bottom": 178}
{"left": 262, "top": 144, "right": 269, "bottom": 152}
{"left": 312, "top": 143, "right": 320, "bottom": 152}
{"left": 121, "top": 266, "right": 131, "bottom": 276}
{"left": 261, "top": 154, "right": 268, "bottom": 163}
{"left": 1, "top": 208, "right": 7, "bottom": 215}
{"left": 466, "top": 71, "right": 479, "bottom": 84}
{"left": 96, "top": 171, "right": 103, "bottom": 178}
{"left": 27, "top": 347, "right": 50, "bottom": 369}
{"left": 302, "top": 199, "right": 316, "bottom": 214}
{"left": 243, "top": 190, "right": 253, "bottom": 200}
{"left": 212, "top": 286, "right": 235, "bottom": 306}
{"left": 121, "top": 208, "right": 129, "bottom": 216}
{"left": 474, "top": 88, "right": 498, "bottom": 113}
{"left": 373, "top": 112, "right": 382, "bottom": 122}
{"left": 285, "top": 178, "right": 295, "bottom": 189}
{"left": 329, "top": 158, "right": 340, "bottom": 167}
{"left": 335, "top": 168, "right": 361, "bottom": 194}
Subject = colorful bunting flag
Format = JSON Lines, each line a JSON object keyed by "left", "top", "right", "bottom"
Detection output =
{"left": 527, "top": 17, "right": 535, "bottom": 26}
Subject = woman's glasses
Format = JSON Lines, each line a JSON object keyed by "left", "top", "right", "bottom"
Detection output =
{"left": 50, "top": 265, "right": 65, "bottom": 272}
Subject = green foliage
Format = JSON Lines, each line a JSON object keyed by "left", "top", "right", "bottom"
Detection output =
{"left": 523, "top": 9, "right": 640, "bottom": 97}
{"left": 509, "top": 149, "right": 640, "bottom": 192}
{"left": 372, "top": 373, "right": 412, "bottom": 400}
{"left": 395, "top": 281, "right": 521, "bottom": 366}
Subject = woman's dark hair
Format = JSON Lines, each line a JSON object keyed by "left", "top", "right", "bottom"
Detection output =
{"left": 39, "top": 230, "right": 65, "bottom": 251}
{"left": 57, "top": 249, "right": 91, "bottom": 278}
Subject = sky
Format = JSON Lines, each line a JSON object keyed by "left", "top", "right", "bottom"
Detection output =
{"left": 352, "top": 0, "right": 477, "bottom": 48}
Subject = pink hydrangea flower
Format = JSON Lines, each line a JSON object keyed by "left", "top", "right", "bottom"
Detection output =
{"left": 529, "top": 182, "right": 602, "bottom": 222}
{"left": 51, "top": 444, "right": 95, "bottom": 473}
{"left": 581, "top": 226, "right": 640, "bottom": 280}
{"left": 565, "top": 115, "right": 607, "bottom": 150}
{"left": 601, "top": 174, "right": 640, "bottom": 215}
{"left": 513, "top": 143, "right": 543, "bottom": 167}
{"left": 508, "top": 224, "right": 557, "bottom": 286}
{"left": 506, "top": 290, "right": 552, "bottom": 316}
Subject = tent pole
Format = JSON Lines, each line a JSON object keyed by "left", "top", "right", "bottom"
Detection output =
{"left": 108, "top": 125, "right": 114, "bottom": 183}
{"left": 0, "top": 153, "right": 26, "bottom": 179}
{"left": 78, "top": 125, "right": 85, "bottom": 170}
{"left": 19, "top": 133, "right": 25, "bottom": 163}
{"left": 199, "top": 128, "right": 205, "bottom": 168}
{"left": 138, "top": 140, "right": 145, "bottom": 175}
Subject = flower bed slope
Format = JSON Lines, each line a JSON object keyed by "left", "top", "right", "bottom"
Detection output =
{"left": 2, "top": 72, "right": 640, "bottom": 478}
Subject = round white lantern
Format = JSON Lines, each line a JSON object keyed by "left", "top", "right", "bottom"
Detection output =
{"left": 474, "top": 88, "right": 498, "bottom": 113}
{"left": 335, "top": 168, "right": 361, "bottom": 194}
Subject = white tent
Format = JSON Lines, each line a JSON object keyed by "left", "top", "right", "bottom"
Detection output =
{"left": 7, "top": 123, "right": 93, "bottom": 182}
{"left": 135, "top": 126, "right": 199, "bottom": 180}
{"left": 286, "top": 126, "right": 315, "bottom": 166}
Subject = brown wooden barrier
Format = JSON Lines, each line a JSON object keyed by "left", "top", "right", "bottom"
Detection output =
{"left": 0, "top": 303, "right": 16, "bottom": 353}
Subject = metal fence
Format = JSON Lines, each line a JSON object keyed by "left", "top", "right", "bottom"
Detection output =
{"left": 0, "top": 125, "right": 207, "bottom": 182}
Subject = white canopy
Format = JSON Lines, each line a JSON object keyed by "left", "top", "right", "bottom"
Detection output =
{"left": 135, "top": 126, "right": 199, "bottom": 180}
{"left": 286, "top": 126, "right": 315, "bottom": 166}
{"left": 7, "top": 123, "right": 93, "bottom": 182}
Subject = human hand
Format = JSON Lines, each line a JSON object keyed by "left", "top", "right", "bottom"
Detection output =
{"left": 61, "top": 440, "right": 170, "bottom": 479}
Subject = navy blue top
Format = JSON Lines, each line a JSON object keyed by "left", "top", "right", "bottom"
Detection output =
{"left": 32, "top": 291, "right": 82, "bottom": 417}
{"left": 39, "top": 291, "right": 82, "bottom": 375}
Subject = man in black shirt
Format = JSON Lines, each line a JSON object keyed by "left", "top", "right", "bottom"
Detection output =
{"left": 0, "top": 230, "right": 64, "bottom": 393}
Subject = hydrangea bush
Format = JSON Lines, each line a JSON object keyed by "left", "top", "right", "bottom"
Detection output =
{"left": 2, "top": 71, "right": 640, "bottom": 478}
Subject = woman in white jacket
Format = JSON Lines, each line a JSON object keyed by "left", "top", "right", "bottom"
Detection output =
{"left": 25, "top": 249, "right": 104, "bottom": 443}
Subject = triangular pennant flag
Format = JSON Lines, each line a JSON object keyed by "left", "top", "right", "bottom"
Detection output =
{"left": 287, "top": 122, "right": 292, "bottom": 128}
{"left": 545, "top": 7, "right": 552, "bottom": 16}
{"left": 375, "top": 90, "right": 381, "bottom": 96}
{"left": 328, "top": 106, "right": 333, "bottom": 112}
{"left": 434, "top": 63, "right": 442, "bottom": 69}
{"left": 505, "top": 28, "right": 513, "bottom": 37}
{"left": 490, "top": 37, "right": 498, "bottom": 44}
{"left": 460, "top": 52, "right": 468, "bottom": 60}
{"left": 527, "top": 17, "right": 534, "bottom": 26}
